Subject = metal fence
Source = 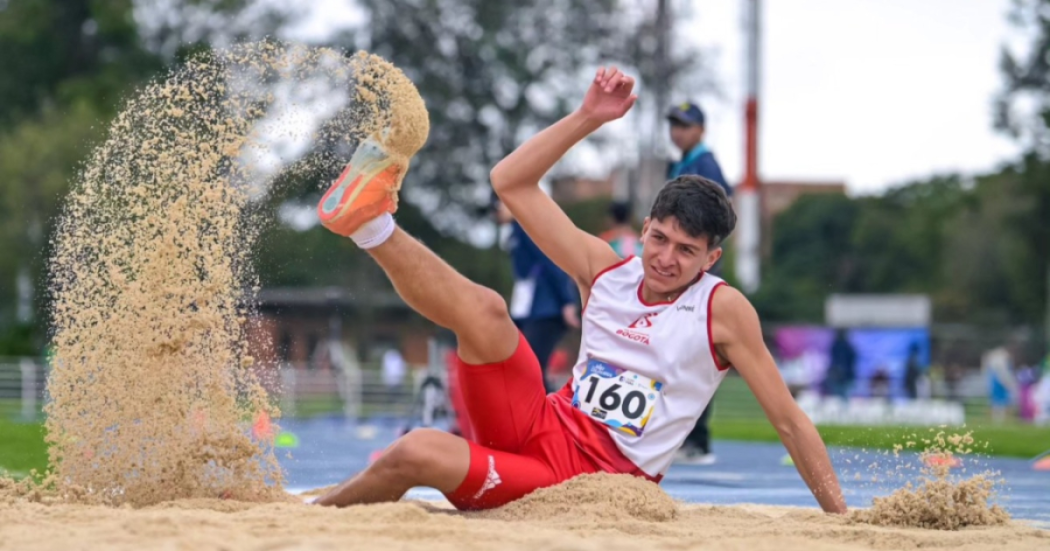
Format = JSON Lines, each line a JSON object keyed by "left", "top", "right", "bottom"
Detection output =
{"left": 0, "top": 359, "right": 432, "bottom": 423}
{"left": 2, "top": 357, "right": 997, "bottom": 426}
{"left": 0, "top": 359, "right": 44, "bottom": 421}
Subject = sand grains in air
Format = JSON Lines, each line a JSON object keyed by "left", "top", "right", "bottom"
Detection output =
{"left": 16, "top": 41, "right": 428, "bottom": 507}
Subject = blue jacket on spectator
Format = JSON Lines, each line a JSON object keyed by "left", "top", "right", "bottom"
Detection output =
{"left": 506, "top": 221, "right": 577, "bottom": 321}
{"left": 667, "top": 143, "right": 732, "bottom": 197}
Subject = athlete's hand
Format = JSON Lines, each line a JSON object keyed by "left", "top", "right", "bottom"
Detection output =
{"left": 578, "top": 66, "right": 638, "bottom": 124}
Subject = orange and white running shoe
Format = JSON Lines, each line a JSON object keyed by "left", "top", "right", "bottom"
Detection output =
{"left": 317, "top": 138, "right": 403, "bottom": 237}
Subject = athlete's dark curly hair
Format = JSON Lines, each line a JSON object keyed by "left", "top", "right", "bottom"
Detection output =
{"left": 648, "top": 175, "right": 737, "bottom": 247}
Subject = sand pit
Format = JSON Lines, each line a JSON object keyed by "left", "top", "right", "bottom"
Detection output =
{"left": 3, "top": 471, "right": 1046, "bottom": 550}
{"left": 1, "top": 488, "right": 1046, "bottom": 551}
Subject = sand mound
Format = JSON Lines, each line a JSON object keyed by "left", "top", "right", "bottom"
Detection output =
{"left": 850, "top": 473, "right": 1009, "bottom": 530}
{"left": 22, "top": 41, "right": 428, "bottom": 507}
{"left": 848, "top": 431, "right": 1010, "bottom": 530}
{"left": 481, "top": 473, "right": 677, "bottom": 522}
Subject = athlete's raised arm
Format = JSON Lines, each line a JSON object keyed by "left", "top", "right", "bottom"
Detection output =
{"left": 490, "top": 67, "right": 637, "bottom": 288}
{"left": 711, "top": 286, "right": 848, "bottom": 514}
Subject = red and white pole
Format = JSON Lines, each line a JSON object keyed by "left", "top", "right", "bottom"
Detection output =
{"left": 736, "top": 0, "right": 762, "bottom": 293}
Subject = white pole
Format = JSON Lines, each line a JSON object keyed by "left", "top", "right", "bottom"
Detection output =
{"left": 280, "top": 364, "right": 297, "bottom": 419}
{"left": 20, "top": 358, "right": 36, "bottom": 421}
{"left": 736, "top": 0, "right": 762, "bottom": 293}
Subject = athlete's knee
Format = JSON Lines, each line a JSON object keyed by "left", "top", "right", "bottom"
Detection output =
{"left": 373, "top": 429, "right": 446, "bottom": 484}
{"left": 472, "top": 285, "right": 510, "bottom": 325}
{"left": 453, "top": 286, "right": 518, "bottom": 364}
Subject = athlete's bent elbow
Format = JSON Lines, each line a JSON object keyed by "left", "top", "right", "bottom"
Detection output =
{"left": 490, "top": 164, "right": 511, "bottom": 195}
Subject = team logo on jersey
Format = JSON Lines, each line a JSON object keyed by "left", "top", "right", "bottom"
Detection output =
{"left": 628, "top": 313, "right": 657, "bottom": 328}
{"left": 618, "top": 313, "right": 657, "bottom": 345}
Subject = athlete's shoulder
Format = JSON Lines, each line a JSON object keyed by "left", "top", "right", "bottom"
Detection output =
{"left": 710, "top": 284, "right": 761, "bottom": 343}
{"left": 709, "top": 283, "right": 749, "bottom": 312}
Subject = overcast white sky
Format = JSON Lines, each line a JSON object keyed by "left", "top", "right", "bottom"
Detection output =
{"left": 688, "top": 0, "right": 1022, "bottom": 195}
{"left": 287, "top": 0, "right": 1025, "bottom": 197}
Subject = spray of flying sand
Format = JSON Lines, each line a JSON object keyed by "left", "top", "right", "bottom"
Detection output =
{"left": 42, "top": 41, "right": 428, "bottom": 506}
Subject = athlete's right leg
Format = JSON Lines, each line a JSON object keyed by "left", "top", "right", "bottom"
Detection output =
{"left": 367, "top": 229, "right": 551, "bottom": 453}
{"left": 366, "top": 228, "right": 519, "bottom": 365}
{"left": 313, "top": 140, "right": 550, "bottom": 507}
{"left": 310, "top": 230, "right": 540, "bottom": 507}
{"left": 315, "top": 137, "right": 519, "bottom": 364}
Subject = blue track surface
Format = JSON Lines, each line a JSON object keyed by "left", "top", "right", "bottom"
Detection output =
{"left": 277, "top": 417, "right": 1050, "bottom": 527}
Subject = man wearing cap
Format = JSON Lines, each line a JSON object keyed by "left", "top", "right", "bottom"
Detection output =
{"left": 667, "top": 101, "right": 729, "bottom": 466}
{"left": 667, "top": 102, "right": 731, "bottom": 196}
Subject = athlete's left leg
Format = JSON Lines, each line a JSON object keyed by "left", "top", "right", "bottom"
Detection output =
{"left": 312, "top": 428, "right": 557, "bottom": 509}
{"left": 313, "top": 429, "right": 466, "bottom": 506}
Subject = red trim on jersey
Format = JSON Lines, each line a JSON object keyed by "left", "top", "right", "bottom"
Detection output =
{"left": 583, "top": 255, "right": 635, "bottom": 313}
{"left": 591, "top": 255, "right": 635, "bottom": 287}
{"left": 707, "top": 282, "right": 731, "bottom": 371}
{"left": 636, "top": 272, "right": 705, "bottom": 306}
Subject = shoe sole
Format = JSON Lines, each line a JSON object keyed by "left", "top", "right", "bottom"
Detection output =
{"left": 317, "top": 146, "right": 402, "bottom": 236}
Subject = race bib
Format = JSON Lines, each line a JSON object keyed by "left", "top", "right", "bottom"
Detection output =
{"left": 571, "top": 359, "right": 663, "bottom": 437}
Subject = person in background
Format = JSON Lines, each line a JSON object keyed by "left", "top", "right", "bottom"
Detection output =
{"left": 869, "top": 368, "right": 891, "bottom": 399}
{"left": 1033, "top": 353, "right": 1050, "bottom": 425}
{"left": 667, "top": 102, "right": 731, "bottom": 199}
{"left": 494, "top": 195, "right": 581, "bottom": 393}
{"left": 903, "top": 342, "right": 924, "bottom": 400}
{"left": 666, "top": 102, "right": 730, "bottom": 466}
{"left": 825, "top": 329, "right": 857, "bottom": 400}
{"left": 982, "top": 344, "right": 1018, "bottom": 423}
{"left": 944, "top": 362, "right": 964, "bottom": 402}
{"left": 1017, "top": 361, "right": 1039, "bottom": 422}
{"left": 600, "top": 200, "right": 643, "bottom": 258}
{"left": 382, "top": 346, "right": 407, "bottom": 403}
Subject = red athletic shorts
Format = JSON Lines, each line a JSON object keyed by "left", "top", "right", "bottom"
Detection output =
{"left": 444, "top": 332, "right": 655, "bottom": 511}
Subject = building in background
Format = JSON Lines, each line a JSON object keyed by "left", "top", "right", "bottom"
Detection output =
{"left": 247, "top": 287, "right": 432, "bottom": 368}
{"left": 549, "top": 168, "right": 628, "bottom": 205}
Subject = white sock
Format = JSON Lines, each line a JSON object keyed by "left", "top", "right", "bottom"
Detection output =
{"left": 349, "top": 213, "right": 395, "bottom": 249}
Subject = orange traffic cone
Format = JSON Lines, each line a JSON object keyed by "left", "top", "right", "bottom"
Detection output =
{"left": 252, "top": 410, "right": 274, "bottom": 440}
{"left": 923, "top": 453, "right": 962, "bottom": 469}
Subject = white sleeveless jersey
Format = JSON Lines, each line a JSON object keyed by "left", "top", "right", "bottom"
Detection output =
{"left": 569, "top": 256, "right": 730, "bottom": 478}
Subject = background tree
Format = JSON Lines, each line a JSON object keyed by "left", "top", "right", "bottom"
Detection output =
{"left": 0, "top": 0, "right": 290, "bottom": 353}
{"left": 995, "top": 0, "right": 1050, "bottom": 334}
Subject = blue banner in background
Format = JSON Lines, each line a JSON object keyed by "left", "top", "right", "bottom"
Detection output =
{"left": 849, "top": 328, "right": 930, "bottom": 399}
{"left": 773, "top": 326, "right": 834, "bottom": 390}
{"left": 774, "top": 326, "right": 930, "bottom": 399}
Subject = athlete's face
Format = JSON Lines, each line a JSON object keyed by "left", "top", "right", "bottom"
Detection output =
{"left": 640, "top": 216, "right": 721, "bottom": 296}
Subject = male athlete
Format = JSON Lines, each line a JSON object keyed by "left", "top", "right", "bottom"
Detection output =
{"left": 312, "top": 67, "right": 847, "bottom": 514}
